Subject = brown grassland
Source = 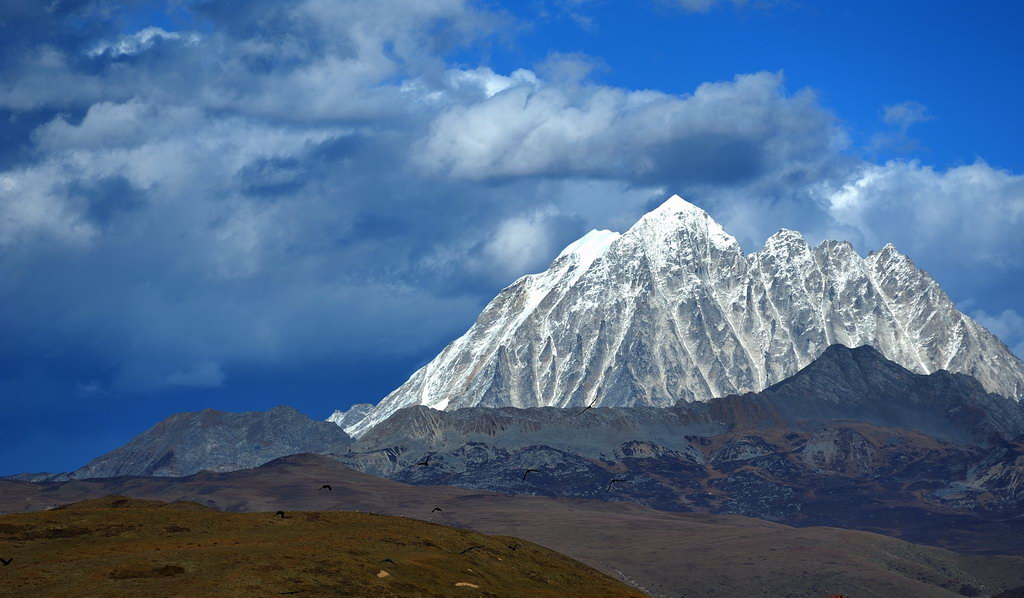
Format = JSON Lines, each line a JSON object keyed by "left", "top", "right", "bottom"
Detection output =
{"left": 0, "top": 495, "right": 647, "bottom": 597}
{"left": 4, "top": 454, "right": 1024, "bottom": 597}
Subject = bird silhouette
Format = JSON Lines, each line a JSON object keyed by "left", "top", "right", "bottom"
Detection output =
{"left": 460, "top": 545, "right": 483, "bottom": 554}
{"left": 415, "top": 455, "right": 430, "bottom": 466}
{"left": 319, "top": 484, "right": 332, "bottom": 491}
{"left": 577, "top": 399, "right": 598, "bottom": 415}
{"left": 0, "top": 558, "right": 11, "bottom": 566}
{"left": 507, "top": 543, "right": 520, "bottom": 551}
{"left": 522, "top": 468, "right": 540, "bottom": 481}
{"left": 607, "top": 479, "right": 627, "bottom": 492}
{"left": 276, "top": 511, "right": 285, "bottom": 519}
{"left": 431, "top": 507, "right": 443, "bottom": 514}
{"left": 381, "top": 558, "right": 398, "bottom": 566}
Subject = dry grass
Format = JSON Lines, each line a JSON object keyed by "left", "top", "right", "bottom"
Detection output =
{"left": 5, "top": 454, "right": 1024, "bottom": 597}
{"left": 0, "top": 496, "right": 647, "bottom": 598}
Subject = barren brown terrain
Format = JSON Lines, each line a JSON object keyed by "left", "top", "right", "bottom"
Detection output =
{"left": 3, "top": 454, "right": 1024, "bottom": 597}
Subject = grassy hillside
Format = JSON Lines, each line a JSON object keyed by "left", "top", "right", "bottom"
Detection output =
{"left": 4, "top": 454, "right": 1024, "bottom": 597}
{"left": 0, "top": 496, "right": 647, "bottom": 597}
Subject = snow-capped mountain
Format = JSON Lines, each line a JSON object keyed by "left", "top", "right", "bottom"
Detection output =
{"left": 340, "top": 195, "right": 1024, "bottom": 437}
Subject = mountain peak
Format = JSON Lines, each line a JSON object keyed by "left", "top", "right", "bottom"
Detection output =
{"left": 654, "top": 193, "right": 706, "bottom": 215}
{"left": 868, "top": 241, "right": 913, "bottom": 265}
{"left": 820, "top": 343, "right": 886, "bottom": 360}
{"left": 627, "top": 194, "right": 740, "bottom": 254}
{"left": 764, "top": 228, "right": 809, "bottom": 249}
{"left": 637, "top": 194, "right": 715, "bottom": 228}
{"left": 339, "top": 193, "right": 1024, "bottom": 438}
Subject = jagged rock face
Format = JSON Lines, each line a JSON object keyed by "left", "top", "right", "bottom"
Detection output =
{"left": 58, "top": 406, "right": 353, "bottom": 480}
{"left": 961, "top": 439, "right": 1024, "bottom": 506}
{"left": 346, "top": 403, "right": 719, "bottom": 476}
{"left": 334, "top": 347, "right": 1024, "bottom": 520}
{"left": 343, "top": 346, "right": 1024, "bottom": 481}
{"left": 709, "top": 437, "right": 778, "bottom": 464}
{"left": 797, "top": 428, "right": 877, "bottom": 475}
{"left": 342, "top": 195, "right": 1024, "bottom": 437}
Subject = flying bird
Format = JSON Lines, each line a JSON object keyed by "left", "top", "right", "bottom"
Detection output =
{"left": 320, "top": 484, "right": 332, "bottom": 491}
{"left": 607, "top": 479, "right": 627, "bottom": 492}
{"left": 0, "top": 558, "right": 11, "bottom": 566}
{"left": 577, "top": 399, "right": 598, "bottom": 415}
{"left": 276, "top": 511, "right": 285, "bottom": 519}
{"left": 415, "top": 455, "right": 430, "bottom": 466}
{"left": 460, "top": 545, "right": 483, "bottom": 554}
{"left": 431, "top": 507, "right": 443, "bottom": 514}
{"left": 507, "top": 543, "right": 520, "bottom": 551}
{"left": 522, "top": 468, "right": 540, "bottom": 481}
{"left": 381, "top": 558, "right": 398, "bottom": 566}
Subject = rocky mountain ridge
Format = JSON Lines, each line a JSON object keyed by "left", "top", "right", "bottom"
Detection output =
{"left": 50, "top": 405, "right": 352, "bottom": 481}
{"left": 336, "top": 345, "right": 1024, "bottom": 530}
{"left": 341, "top": 195, "right": 1024, "bottom": 437}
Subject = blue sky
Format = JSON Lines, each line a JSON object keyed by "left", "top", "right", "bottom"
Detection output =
{"left": 1, "top": 0, "right": 1023, "bottom": 475}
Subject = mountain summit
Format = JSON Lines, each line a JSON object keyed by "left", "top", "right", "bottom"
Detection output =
{"left": 341, "top": 195, "right": 1024, "bottom": 437}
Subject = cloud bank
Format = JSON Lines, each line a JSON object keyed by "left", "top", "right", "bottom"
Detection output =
{"left": 1, "top": 0, "right": 1021, "bottom": 403}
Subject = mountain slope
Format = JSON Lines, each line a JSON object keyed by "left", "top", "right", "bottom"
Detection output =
{"left": 330, "top": 345, "right": 1024, "bottom": 544}
{"left": 57, "top": 405, "right": 352, "bottom": 480}
{"left": 753, "top": 344, "right": 1024, "bottom": 444}
{"left": 344, "top": 195, "right": 1024, "bottom": 437}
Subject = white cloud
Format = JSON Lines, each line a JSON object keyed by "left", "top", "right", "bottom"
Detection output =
{"left": 882, "top": 101, "right": 932, "bottom": 128}
{"left": 822, "top": 160, "right": 1024, "bottom": 266}
{"left": 0, "top": 165, "right": 98, "bottom": 246}
{"left": 868, "top": 100, "right": 933, "bottom": 154}
{"left": 484, "top": 207, "right": 565, "bottom": 276}
{"left": 447, "top": 67, "right": 540, "bottom": 99}
{"left": 417, "top": 71, "right": 846, "bottom": 186}
{"left": 88, "top": 27, "right": 202, "bottom": 57}
{"left": 33, "top": 99, "right": 180, "bottom": 151}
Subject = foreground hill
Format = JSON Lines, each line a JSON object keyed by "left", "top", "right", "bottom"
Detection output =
{"left": 3, "top": 454, "right": 1024, "bottom": 598}
{"left": 0, "top": 495, "right": 643, "bottom": 598}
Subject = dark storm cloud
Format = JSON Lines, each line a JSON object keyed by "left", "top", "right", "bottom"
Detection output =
{"left": 0, "top": 1, "right": 515, "bottom": 395}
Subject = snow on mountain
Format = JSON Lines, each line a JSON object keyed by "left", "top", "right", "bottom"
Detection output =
{"left": 339, "top": 194, "right": 1024, "bottom": 437}
{"left": 327, "top": 403, "right": 374, "bottom": 429}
